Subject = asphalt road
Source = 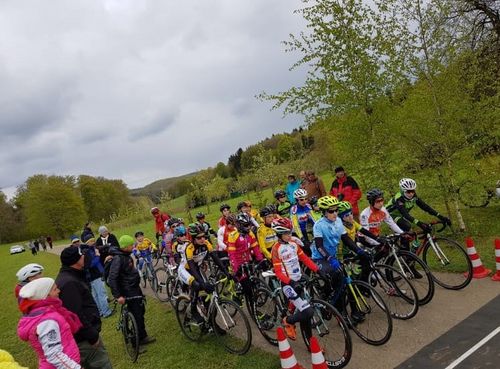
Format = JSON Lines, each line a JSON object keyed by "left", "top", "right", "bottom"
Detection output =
{"left": 48, "top": 244, "right": 500, "bottom": 369}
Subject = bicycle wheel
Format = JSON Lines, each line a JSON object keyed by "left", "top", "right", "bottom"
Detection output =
{"left": 422, "top": 237, "right": 472, "bottom": 290}
{"left": 154, "top": 267, "right": 169, "bottom": 302}
{"left": 344, "top": 280, "right": 393, "bottom": 346}
{"left": 140, "top": 268, "right": 147, "bottom": 288}
{"left": 390, "top": 250, "right": 435, "bottom": 306}
{"left": 211, "top": 299, "right": 252, "bottom": 355}
{"left": 175, "top": 295, "right": 204, "bottom": 341}
{"left": 166, "top": 275, "right": 184, "bottom": 308}
{"left": 370, "top": 264, "right": 419, "bottom": 320}
{"left": 300, "top": 299, "right": 352, "bottom": 368}
{"left": 252, "top": 287, "right": 284, "bottom": 346}
{"left": 148, "top": 267, "right": 158, "bottom": 291}
{"left": 123, "top": 310, "right": 140, "bottom": 362}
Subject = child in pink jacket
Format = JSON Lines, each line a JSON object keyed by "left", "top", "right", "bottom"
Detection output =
{"left": 17, "top": 277, "right": 82, "bottom": 369}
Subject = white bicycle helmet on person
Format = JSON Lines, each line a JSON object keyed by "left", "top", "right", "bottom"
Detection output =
{"left": 293, "top": 188, "right": 308, "bottom": 199}
{"left": 16, "top": 263, "right": 44, "bottom": 282}
{"left": 399, "top": 178, "right": 417, "bottom": 192}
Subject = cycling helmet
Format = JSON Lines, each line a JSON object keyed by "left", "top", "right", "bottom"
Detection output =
{"left": 317, "top": 196, "right": 340, "bottom": 210}
{"left": 225, "top": 214, "right": 237, "bottom": 226}
{"left": 219, "top": 203, "right": 231, "bottom": 212}
{"left": 150, "top": 207, "right": 159, "bottom": 214}
{"left": 293, "top": 188, "right": 308, "bottom": 199}
{"left": 274, "top": 189, "right": 286, "bottom": 199}
{"left": 195, "top": 212, "right": 205, "bottom": 220}
{"left": 188, "top": 223, "right": 205, "bottom": 237}
{"left": 309, "top": 196, "right": 318, "bottom": 206}
{"left": 366, "top": 188, "right": 384, "bottom": 205}
{"left": 271, "top": 218, "right": 293, "bottom": 235}
{"left": 134, "top": 231, "right": 144, "bottom": 238}
{"left": 167, "top": 217, "right": 183, "bottom": 227}
{"left": 399, "top": 178, "right": 417, "bottom": 191}
{"left": 174, "top": 225, "right": 187, "bottom": 237}
{"left": 337, "top": 201, "right": 352, "bottom": 217}
{"left": 260, "top": 204, "right": 276, "bottom": 217}
{"left": 237, "top": 200, "right": 251, "bottom": 211}
{"left": 236, "top": 212, "right": 252, "bottom": 233}
{"left": 16, "top": 263, "right": 44, "bottom": 282}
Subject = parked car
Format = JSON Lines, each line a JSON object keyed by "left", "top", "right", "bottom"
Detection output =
{"left": 10, "top": 245, "right": 25, "bottom": 254}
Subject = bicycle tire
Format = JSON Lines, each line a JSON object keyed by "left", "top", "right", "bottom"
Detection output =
{"left": 148, "top": 267, "right": 158, "bottom": 292}
{"left": 389, "top": 250, "right": 435, "bottom": 306}
{"left": 344, "top": 280, "right": 393, "bottom": 346}
{"left": 175, "top": 295, "right": 204, "bottom": 342}
{"left": 422, "top": 237, "right": 473, "bottom": 290}
{"left": 140, "top": 269, "right": 147, "bottom": 289}
{"left": 211, "top": 299, "right": 252, "bottom": 355}
{"left": 457, "top": 181, "right": 492, "bottom": 208}
{"left": 301, "top": 299, "right": 352, "bottom": 368}
{"left": 370, "top": 264, "right": 419, "bottom": 320}
{"left": 166, "top": 275, "right": 184, "bottom": 308}
{"left": 154, "top": 267, "right": 169, "bottom": 302}
{"left": 251, "top": 287, "right": 284, "bottom": 346}
{"left": 123, "top": 310, "right": 140, "bottom": 362}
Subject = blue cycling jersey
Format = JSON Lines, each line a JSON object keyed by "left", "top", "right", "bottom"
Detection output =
{"left": 311, "top": 216, "right": 346, "bottom": 260}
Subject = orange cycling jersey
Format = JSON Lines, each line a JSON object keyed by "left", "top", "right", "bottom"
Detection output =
{"left": 359, "top": 206, "right": 403, "bottom": 238}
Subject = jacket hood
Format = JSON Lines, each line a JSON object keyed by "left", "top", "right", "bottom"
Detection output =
{"left": 109, "top": 245, "right": 130, "bottom": 256}
{"left": 18, "top": 298, "right": 63, "bottom": 341}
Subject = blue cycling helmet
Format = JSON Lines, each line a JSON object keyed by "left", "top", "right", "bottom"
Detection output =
{"left": 174, "top": 225, "right": 187, "bottom": 237}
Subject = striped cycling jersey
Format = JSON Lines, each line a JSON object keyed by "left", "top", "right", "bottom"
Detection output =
{"left": 359, "top": 206, "right": 403, "bottom": 238}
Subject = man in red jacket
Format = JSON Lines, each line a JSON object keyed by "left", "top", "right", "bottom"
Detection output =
{"left": 329, "top": 167, "right": 362, "bottom": 220}
{"left": 151, "top": 207, "right": 170, "bottom": 243}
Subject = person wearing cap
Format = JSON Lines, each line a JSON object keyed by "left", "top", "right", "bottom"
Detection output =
{"left": 70, "top": 235, "right": 81, "bottom": 246}
{"left": 329, "top": 166, "right": 362, "bottom": 221}
{"left": 285, "top": 174, "right": 301, "bottom": 204}
{"left": 82, "top": 235, "right": 112, "bottom": 318}
{"left": 94, "top": 225, "right": 119, "bottom": 268}
{"left": 17, "top": 277, "right": 83, "bottom": 369}
{"left": 107, "top": 235, "right": 155, "bottom": 346}
{"left": 55, "top": 246, "right": 112, "bottom": 369}
{"left": 14, "top": 263, "right": 44, "bottom": 302}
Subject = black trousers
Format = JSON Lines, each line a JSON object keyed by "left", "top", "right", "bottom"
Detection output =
{"left": 127, "top": 298, "right": 147, "bottom": 341}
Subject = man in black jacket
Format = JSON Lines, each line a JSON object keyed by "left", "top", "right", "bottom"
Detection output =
{"left": 95, "top": 225, "right": 119, "bottom": 267}
{"left": 107, "top": 235, "right": 155, "bottom": 346}
{"left": 56, "top": 246, "right": 113, "bottom": 369}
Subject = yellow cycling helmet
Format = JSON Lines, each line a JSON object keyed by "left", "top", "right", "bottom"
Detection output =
{"left": 317, "top": 195, "right": 340, "bottom": 210}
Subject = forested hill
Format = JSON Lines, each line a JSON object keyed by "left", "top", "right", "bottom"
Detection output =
{"left": 130, "top": 172, "right": 197, "bottom": 202}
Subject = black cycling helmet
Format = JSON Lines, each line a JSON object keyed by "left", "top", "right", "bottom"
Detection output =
{"left": 236, "top": 212, "right": 252, "bottom": 233}
{"left": 167, "top": 217, "right": 182, "bottom": 227}
{"left": 134, "top": 231, "right": 144, "bottom": 238}
{"left": 309, "top": 196, "right": 318, "bottom": 206}
{"left": 219, "top": 203, "right": 231, "bottom": 212}
{"left": 260, "top": 204, "right": 276, "bottom": 217}
{"left": 195, "top": 212, "right": 205, "bottom": 220}
{"left": 188, "top": 223, "right": 205, "bottom": 237}
{"left": 366, "top": 188, "right": 384, "bottom": 206}
{"left": 274, "top": 189, "right": 286, "bottom": 199}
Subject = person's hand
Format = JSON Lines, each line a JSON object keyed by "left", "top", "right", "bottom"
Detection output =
{"left": 356, "top": 247, "right": 367, "bottom": 257}
{"left": 289, "top": 279, "right": 300, "bottom": 290}
{"left": 259, "top": 259, "right": 271, "bottom": 271}
{"left": 203, "top": 282, "right": 215, "bottom": 294}
{"left": 328, "top": 257, "right": 341, "bottom": 271}
{"left": 104, "top": 255, "right": 113, "bottom": 263}
{"left": 117, "top": 296, "right": 126, "bottom": 305}
{"left": 376, "top": 236, "right": 388, "bottom": 245}
{"left": 418, "top": 221, "right": 432, "bottom": 234}
{"left": 438, "top": 215, "right": 452, "bottom": 226}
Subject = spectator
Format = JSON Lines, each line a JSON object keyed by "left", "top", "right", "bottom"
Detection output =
{"left": 301, "top": 170, "right": 326, "bottom": 200}
{"left": 46, "top": 235, "right": 53, "bottom": 249}
{"left": 329, "top": 166, "right": 362, "bottom": 220}
{"left": 17, "top": 277, "right": 83, "bottom": 369}
{"left": 29, "top": 241, "right": 37, "bottom": 256}
{"left": 95, "top": 226, "right": 119, "bottom": 267}
{"left": 56, "top": 246, "right": 113, "bottom": 369}
{"left": 82, "top": 235, "right": 112, "bottom": 318}
{"left": 14, "top": 263, "right": 44, "bottom": 301}
{"left": 33, "top": 239, "right": 40, "bottom": 252}
{"left": 150, "top": 207, "right": 170, "bottom": 243}
{"left": 108, "top": 235, "right": 156, "bottom": 346}
{"left": 81, "top": 223, "right": 94, "bottom": 243}
{"left": 70, "top": 235, "right": 81, "bottom": 247}
{"left": 299, "top": 170, "right": 307, "bottom": 185}
{"left": 285, "top": 174, "right": 301, "bottom": 204}
{"left": 40, "top": 237, "right": 47, "bottom": 251}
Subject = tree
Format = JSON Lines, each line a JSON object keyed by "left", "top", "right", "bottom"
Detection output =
{"left": 227, "top": 148, "right": 243, "bottom": 177}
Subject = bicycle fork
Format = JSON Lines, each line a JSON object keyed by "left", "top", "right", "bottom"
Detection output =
{"left": 426, "top": 235, "right": 451, "bottom": 266}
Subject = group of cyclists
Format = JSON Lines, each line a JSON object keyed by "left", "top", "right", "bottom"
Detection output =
{"left": 144, "top": 176, "right": 451, "bottom": 342}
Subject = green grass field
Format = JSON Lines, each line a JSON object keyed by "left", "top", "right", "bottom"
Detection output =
{"left": 0, "top": 248, "right": 278, "bottom": 369}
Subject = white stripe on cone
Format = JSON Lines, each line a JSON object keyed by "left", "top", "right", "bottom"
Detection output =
{"left": 280, "top": 356, "right": 298, "bottom": 369}
{"left": 495, "top": 250, "right": 500, "bottom": 257}
{"left": 467, "top": 246, "right": 478, "bottom": 255}
{"left": 278, "top": 339, "right": 290, "bottom": 351}
{"left": 472, "top": 259, "right": 483, "bottom": 268}
{"left": 496, "top": 262, "right": 500, "bottom": 270}
{"left": 311, "top": 351, "right": 325, "bottom": 365}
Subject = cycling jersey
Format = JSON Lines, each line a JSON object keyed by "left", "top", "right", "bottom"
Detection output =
{"left": 216, "top": 225, "right": 235, "bottom": 251}
{"left": 290, "top": 203, "right": 316, "bottom": 239}
{"left": 272, "top": 240, "right": 318, "bottom": 284}
{"left": 340, "top": 221, "right": 362, "bottom": 257}
{"left": 182, "top": 240, "right": 213, "bottom": 269}
{"left": 386, "top": 191, "right": 439, "bottom": 225}
{"left": 227, "top": 231, "right": 263, "bottom": 274}
{"left": 134, "top": 238, "right": 156, "bottom": 254}
{"left": 154, "top": 212, "right": 170, "bottom": 234}
{"left": 257, "top": 225, "right": 278, "bottom": 260}
{"left": 311, "top": 216, "right": 346, "bottom": 260}
{"left": 360, "top": 206, "right": 403, "bottom": 241}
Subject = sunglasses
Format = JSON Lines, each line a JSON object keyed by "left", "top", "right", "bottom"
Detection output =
{"left": 326, "top": 208, "right": 339, "bottom": 214}
{"left": 195, "top": 235, "right": 206, "bottom": 240}
{"left": 405, "top": 190, "right": 416, "bottom": 194}
{"left": 375, "top": 198, "right": 384, "bottom": 203}
{"left": 298, "top": 198, "right": 307, "bottom": 201}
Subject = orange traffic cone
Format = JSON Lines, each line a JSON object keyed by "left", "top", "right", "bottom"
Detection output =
{"left": 465, "top": 237, "right": 491, "bottom": 279}
{"left": 277, "top": 327, "right": 304, "bottom": 369}
{"left": 491, "top": 239, "right": 500, "bottom": 282}
{"left": 310, "top": 336, "right": 327, "bottom": 369}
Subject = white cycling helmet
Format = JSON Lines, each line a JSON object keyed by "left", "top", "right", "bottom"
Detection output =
{"left": 16, "top": 263, "right": 44, "bottom": 282}
{"left": 293, "top": 188, "right": 308, "bottom": 199}
{"left": 399, "top": 178, "right": 417, "bottom": 192}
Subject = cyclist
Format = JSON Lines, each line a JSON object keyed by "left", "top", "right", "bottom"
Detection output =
{"left": 274, "top": 190, "right": 292, "bottom": 217}
{"left": 133, "top": 231, "right": 157, "bottom": 278}
{"left": 236, "top": 201, "right": 260, "bottom": 230}
{"left": 311, "top": 196, "right": 370, "bottom": 322}
{"left": 218, "top": 204, "right": 231, "bottom": 227}
{"left": 360, "top": 189, "right": 404, "bottom": 242}
{"left": 386, "top": 178, "right": 451, "bottom": 234}
{"left": 216, "top": 214, "right": 237, "bottom": 257}
{"left": 271, "top": 217, "right": 327, "bottom": 340}
{"left": 151, "top": 207, "right": 170, "bottom": 244}
{"left": 290, "top": 188, "right": 316, "bottom": 255}
{"left": 257, "top": 205, "right": 279, "bottom": 260}
{"left": 308, "top": 196, "right": 322, "bottom": 221}
{"left": 15, "top": 263, "right": 44, "bottom": 301}
{"left": 178, "top": 223, "right": 230, "bottom": 324}
{"left": 162, "top": 217, "right": 184, "bottom": 258}
{"left": 195, "top": 212, "right": 217, "bottom": 243}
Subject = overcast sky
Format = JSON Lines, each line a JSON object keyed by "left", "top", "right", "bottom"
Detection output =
{"left": 0, "top": 0, "right": 307, "bottom": 198}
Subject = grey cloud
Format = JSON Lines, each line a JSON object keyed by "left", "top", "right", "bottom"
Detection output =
{"left": 129, "top": 109, "right": 178, "bottom": 141}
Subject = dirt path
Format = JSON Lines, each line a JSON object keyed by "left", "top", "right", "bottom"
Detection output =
{"left": 48, "top": 245, "right": 500, "bottom": 368}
